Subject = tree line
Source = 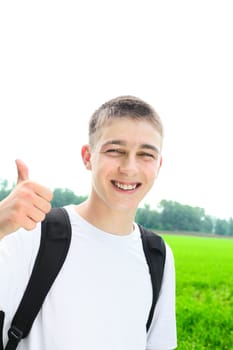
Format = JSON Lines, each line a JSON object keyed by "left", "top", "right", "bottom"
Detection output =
{"left": 1, "top": 180, "right": 232, "bottom": 236}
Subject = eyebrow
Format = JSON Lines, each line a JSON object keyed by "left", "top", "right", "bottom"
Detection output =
{"left": 102, "top": 140, "right": 161, "bottom": 154}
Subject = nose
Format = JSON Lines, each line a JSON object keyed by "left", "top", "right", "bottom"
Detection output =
{"left": 119, "top": 154, "right": 138, "bottom": 176}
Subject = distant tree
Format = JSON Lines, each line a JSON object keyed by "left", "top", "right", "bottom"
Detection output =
{"left": 200, "top": 215, "right": 214, "bottom": 234}
{"left": 227, "top": 218, "right": 233, "bottom": 236}
{"left": 159, "top": 200, "right": 212, "bottom": 233}
{"left": 136, "top": 204, "right": 161, "bottom": 230}
{"left": 0, "top": 180, "right": 13, "bottom": 201}
{"left": 158, "top": 200, "right": 174, "bottom": 231}
{"left": 215, "top": 218, "right": 228, "bottom": 235}
{"left": 51, "top": 188, "right": 87, "bottom": 208}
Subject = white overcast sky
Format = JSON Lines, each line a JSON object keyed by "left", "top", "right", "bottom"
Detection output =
{"left": 1, "top": 0, "right": 233, "bottom": 219}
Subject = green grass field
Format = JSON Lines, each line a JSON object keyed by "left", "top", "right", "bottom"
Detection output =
{"left": 162, "top": 234, "right": 233, "bottom": 350}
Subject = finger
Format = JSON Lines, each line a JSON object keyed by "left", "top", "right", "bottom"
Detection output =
{"left": 15, "top": 159, "right": 29, "bottom": 184}
{"left": 33, "top": 195, "right": 52, "bottom": 214}
{"left": 27, "top": 207, "right": 47, "bottom": 223}
{"left": 11, "top": 201, "right": 49, "bottom": 231}
{"left": 21, "top": 216, "right": 38, "bottom": 231}
{"left": 32, "top": 183, "right": 53, "bottom": 202}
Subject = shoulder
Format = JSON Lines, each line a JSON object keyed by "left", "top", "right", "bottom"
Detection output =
{"left": 139, "top": 226, "right": 175, "bottom": 282}
{"left": 138, "top": 226, "right": 165, "bottom": 252}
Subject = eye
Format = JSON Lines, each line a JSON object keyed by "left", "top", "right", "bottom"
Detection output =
{"left": 105, "top": 149, "right": 125, "bottom": 156}
{"left": 138, "top": 152, "right": 157, "bottom": 160}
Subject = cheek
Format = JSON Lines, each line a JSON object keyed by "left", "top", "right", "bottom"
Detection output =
{"left": 91, "top": 157, "right": 116, "bottom": 178}
{"left": 96, "top": 156, "right": 119, "bottom": 171}
{"left": 153, "top": 158, "right": 162, "bottom": 173}
{"left": 145, "top": 162, "right": 160, "bottom": 180}
{"left": 155, "top": 163, "right": 161, "bottom": 176}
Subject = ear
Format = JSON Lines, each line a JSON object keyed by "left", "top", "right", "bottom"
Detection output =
{"left": 81, "top": 145, "right": 92, "bottom": 170}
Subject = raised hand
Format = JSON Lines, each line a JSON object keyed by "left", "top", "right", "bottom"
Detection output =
{"left": 0, "top": 159, "right": 53, "bottom": 238}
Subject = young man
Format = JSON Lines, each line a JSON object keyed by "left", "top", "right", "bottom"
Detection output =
{"left": 0, "top": 96, "right": 177, "bottom": 349}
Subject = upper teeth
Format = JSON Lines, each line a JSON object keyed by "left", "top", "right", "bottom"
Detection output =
{"left": 115, "top": 182, "right": 137, "bottom": 190}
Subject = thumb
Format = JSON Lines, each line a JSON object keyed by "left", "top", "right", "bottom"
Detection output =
{"left": 15, "top": 159, "right": 29, "bottom": 184}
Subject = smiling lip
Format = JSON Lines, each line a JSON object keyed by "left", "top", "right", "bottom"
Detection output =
{"left": 111, "top": 180, "right": 141, "bottom": 191}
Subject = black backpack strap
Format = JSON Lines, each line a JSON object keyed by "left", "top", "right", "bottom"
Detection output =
{"left": 0, "top": 311, "right": 5, "bottom": 350}
{"left": 4, "top": 207, "right": 71, "bottom": 350}
{"left": 139, "top": 225, "right": 166, "bottom": 332}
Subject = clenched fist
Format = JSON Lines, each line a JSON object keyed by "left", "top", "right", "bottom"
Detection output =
{"left": 0, "top": 160, "right": 53, "bottom": 239}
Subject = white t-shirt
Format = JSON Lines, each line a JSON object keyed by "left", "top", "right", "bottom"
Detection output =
{"left": 0, "top": 205, "right": 177, "bottom": 350}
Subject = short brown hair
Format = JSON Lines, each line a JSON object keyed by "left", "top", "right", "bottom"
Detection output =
{"left": 89, "top": 95, "right": 164, "bottom": 148}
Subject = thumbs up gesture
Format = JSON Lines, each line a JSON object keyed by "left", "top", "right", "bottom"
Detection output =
{"left": 0, "top": 160, "right": 53, "bottom": 238}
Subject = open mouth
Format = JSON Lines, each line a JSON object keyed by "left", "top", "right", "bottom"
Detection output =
{"left": 111, "top": 180, "right": 141, "bottom": 191}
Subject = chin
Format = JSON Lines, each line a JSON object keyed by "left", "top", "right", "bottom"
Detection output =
{"left": 108, "top": 201, "right": 139, "bottom": 213}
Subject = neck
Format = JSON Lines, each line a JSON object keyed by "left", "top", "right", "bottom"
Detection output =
{"left": 75, "top": 199, "right": 136, "bottom": 235}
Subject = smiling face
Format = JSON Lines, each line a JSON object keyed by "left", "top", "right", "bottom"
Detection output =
{"left": 82, "top": 117, "right": 163, "bottom": 215}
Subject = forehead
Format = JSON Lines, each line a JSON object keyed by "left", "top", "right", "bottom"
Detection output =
{"left": 95, "top": 118, "right": 163, "bottom": 151}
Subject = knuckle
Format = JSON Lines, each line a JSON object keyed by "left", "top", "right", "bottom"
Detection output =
{"left": 46, "top": 190, "right": 53, "bottom": 201}
{"left": 23, "top": 191, "right": 34, "bottom": 202}
{"left": 46, "top": 202, "right": 52, "bottom": 212}
{"left": 17, "top": 187, "right": 33, "bottom": 202}
{"left": 38, "top": 212, "right": 46, "bottom": 222}
{"left": 24, "top": 221, "right": 37, "bottom": 231}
